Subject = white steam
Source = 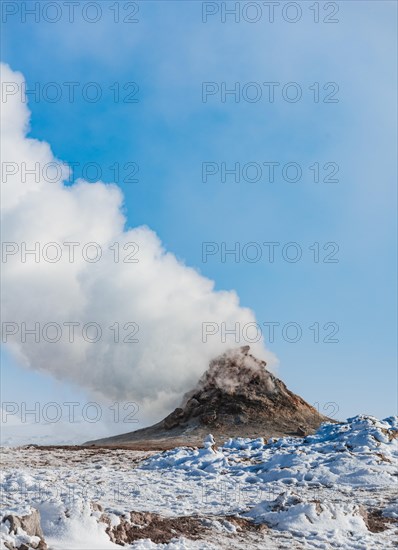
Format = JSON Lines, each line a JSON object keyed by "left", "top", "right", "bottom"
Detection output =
{"left": 0, "top": 64, "right": 276, "bottom": 419}
{"left": 197, "top": 347, "right": 276, "bottom": 396}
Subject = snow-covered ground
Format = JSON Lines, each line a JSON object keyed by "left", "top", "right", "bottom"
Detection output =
{"left": 1, "top": 415, "right": 397, "bottom": 549}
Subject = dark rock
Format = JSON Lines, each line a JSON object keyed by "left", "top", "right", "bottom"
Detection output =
{"left": 86, "top": 347, "right": 333, "bottom": 448}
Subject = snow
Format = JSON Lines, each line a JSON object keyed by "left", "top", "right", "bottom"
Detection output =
{"left": 0, "top": 415, "right": 397, "bottom": 549}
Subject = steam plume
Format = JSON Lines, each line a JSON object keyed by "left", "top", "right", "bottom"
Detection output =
{"left": 0, "top": 64, "right": 276, "bottom": 419}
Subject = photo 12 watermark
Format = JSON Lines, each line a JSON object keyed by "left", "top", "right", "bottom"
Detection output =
{"left": 202, "top": 241, "right": 340, "bottom": 264}
{"left": 1, "top": 1, "right": 141, "bottom": 24}
{"left": 1, "top": 160, "right": 139, "bottom": 184}
{"left": 1, "top": 241, "right": 140, "bottom": 264}
{"left": 2, "top": 321, "right": 140, "bottom": 344}
{"left": 202, "top": 321, "right": 340, "bottom": 344}
{"left": 202, "top": 81, "right": 340, "bottom": 103}
{"left": 1, "top": 400, "right": 140, "bottom": 425}
{"left": 1, "top": 80, "right": 140, "bottom": 104}
{"left": 202, "top": 161, "right": 339, "bottom": 184}
{"left": 201, "top": 2, "right": 340, "bottom": 24}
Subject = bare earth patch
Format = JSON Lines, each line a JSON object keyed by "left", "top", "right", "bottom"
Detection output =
{"left": 95, "top": 506, "right": 264, "bottom": 545}
{"left": 359, "top": 507, "right": 398, "bottom": 534}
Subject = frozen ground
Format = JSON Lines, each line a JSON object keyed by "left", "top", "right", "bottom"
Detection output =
{"left": 0, "top": 415, "right": 397, "bottom": 549}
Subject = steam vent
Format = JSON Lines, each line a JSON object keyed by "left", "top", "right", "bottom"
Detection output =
{"left": 86, "top": 347, "right": 331, "bottom": 449}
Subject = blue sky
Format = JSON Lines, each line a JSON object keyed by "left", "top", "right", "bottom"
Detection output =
{"left": 1, "top": 1, "right": 397, "bottom": 436}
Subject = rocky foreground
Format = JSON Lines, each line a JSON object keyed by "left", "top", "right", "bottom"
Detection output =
{"left": 1, "top": 415, "right": 397, "bottom": 549}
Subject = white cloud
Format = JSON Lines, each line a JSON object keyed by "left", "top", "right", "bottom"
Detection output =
{"left": 0, "top": 63, "right": 276, "bottom": 419}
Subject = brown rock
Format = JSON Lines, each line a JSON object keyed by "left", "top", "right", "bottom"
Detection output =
{"left": 2, "top": 509, "right": 47, "bottom": 549}
{"left": 86, "top": 347, "right": 333, "bottom": 448}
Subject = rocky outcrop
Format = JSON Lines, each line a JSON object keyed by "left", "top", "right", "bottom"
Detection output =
{"left": 87, "top": 346, "right": 332, "bottom": 448}
{"left": 2, "top": 509, "right": 47, "bottom": 550}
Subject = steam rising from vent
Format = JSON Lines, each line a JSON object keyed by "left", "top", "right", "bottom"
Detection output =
{"left": 195, "top": 346, "right": 276, "bottom": 397}
{"left": 0, "top": 64, "right": 276, "bottom": 419}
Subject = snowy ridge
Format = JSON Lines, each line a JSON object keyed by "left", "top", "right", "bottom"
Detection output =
{"left": 142, "top": 415, "right": 397, "bottom": 486}
{"left": 1, "top": 415, "right": 397, "bottom": 549}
